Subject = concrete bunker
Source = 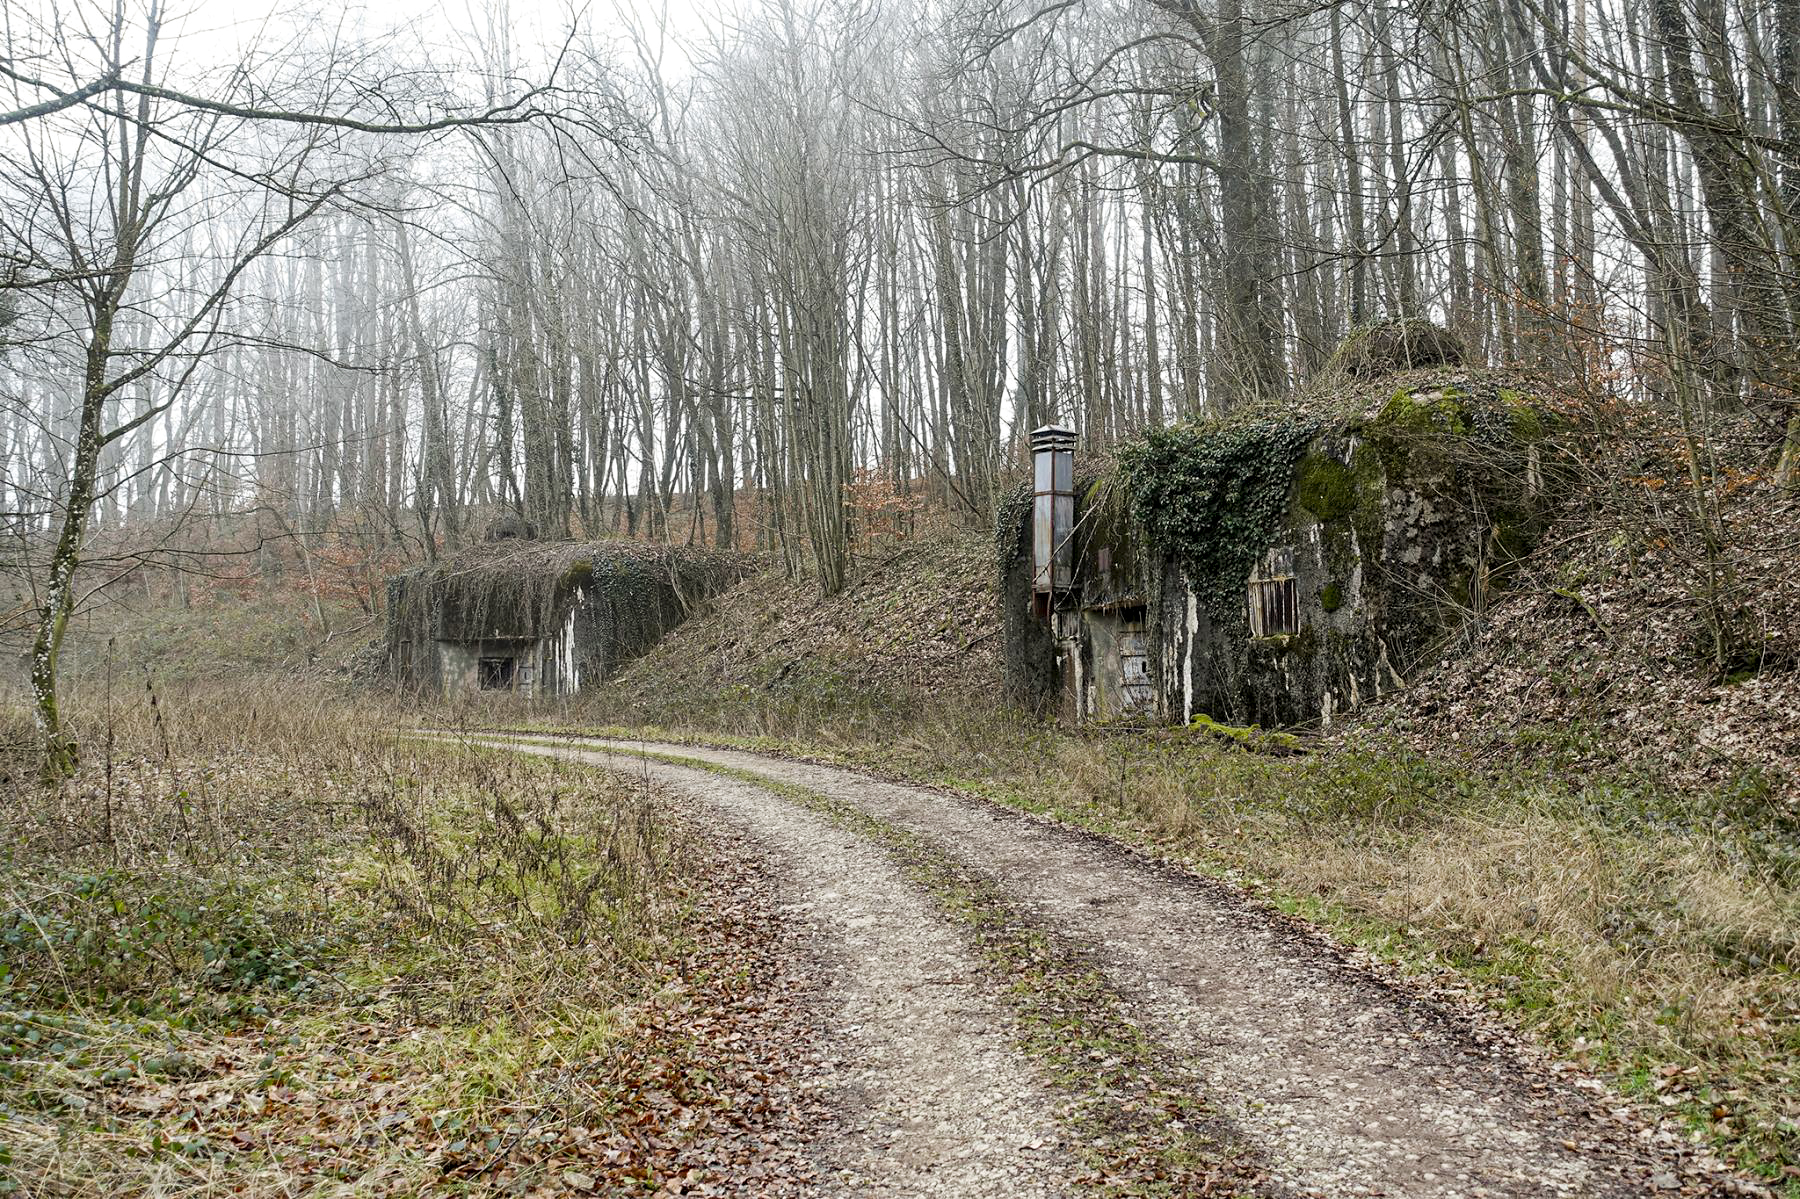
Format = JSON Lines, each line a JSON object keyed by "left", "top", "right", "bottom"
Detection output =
{"left": 1002, "top": 375, "right": 1559, "bottom": 728}
{"left": 386, "top": 540, "right": 749, "bottom": 698}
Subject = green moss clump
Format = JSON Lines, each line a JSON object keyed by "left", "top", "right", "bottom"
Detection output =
{"left": 1189, "top": 712, "right": 1303, "bottom": 752}
{"left": 1320, "top": 582, "right": 1343, "bottom": 612}
{"left": 1190, "top": 712, "right": 1257, "bottom": 743}
{"left": 1509, "top": 404, "right": 1546, "bottom": 442}
{"left": 1367, "top": 388, "right": 1472, "bottom": 479}
{"left": 561, "top": 558, "right": 595, "bottom": 590}
{"left": 1295, "top": 452, "right": 1357, "bottom": 521}
{"left": 1374, "top": 387, "right": 1471, "bottom": 437}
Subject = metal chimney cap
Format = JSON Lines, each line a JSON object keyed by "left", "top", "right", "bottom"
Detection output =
{"left": 1030, "top": 424, "right": 1077, "bottom": 451}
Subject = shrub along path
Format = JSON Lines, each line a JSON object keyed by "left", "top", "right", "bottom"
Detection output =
{"left": 467, "top": 733, "right": 1766, "bottom": 1199}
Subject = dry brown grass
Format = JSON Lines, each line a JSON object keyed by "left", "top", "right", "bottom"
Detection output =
{"left": 1030, "top": 728, "right": 1796, "bottom": 1185}
{"left": 1, "top": 680, "right": 695, "bottom": 1197}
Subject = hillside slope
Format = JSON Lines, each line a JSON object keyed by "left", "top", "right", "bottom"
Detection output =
{"left": 602, "top": 530, "right": 1001, "bottom": 715}
{"left": 597, "top": 475, "right": 1796, "bottom": 802}
{"left": 1376, "top": 475, "right": 1799, "bottom": 801}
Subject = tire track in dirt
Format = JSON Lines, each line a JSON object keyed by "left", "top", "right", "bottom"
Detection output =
{"left": 531, "top": 736, "right": 1758, "bottom": 1199}
{"left": 476, "top": 739, "right": 1080, "bottom": 1198}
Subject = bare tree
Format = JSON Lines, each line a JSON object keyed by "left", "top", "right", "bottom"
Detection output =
{"left": 0, "top": 0, "right": 590, "bottom": 776}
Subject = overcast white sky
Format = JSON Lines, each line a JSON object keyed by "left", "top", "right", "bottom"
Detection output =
{"left": 155, "top": 0, "right": 720, "bottom": 80}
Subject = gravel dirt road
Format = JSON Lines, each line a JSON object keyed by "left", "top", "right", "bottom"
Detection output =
{"left": 466, "top": 733, "right": 1761, "bottom": 1199}
{"left": 493, "top": 739, "right": 1079, "bottom": 1197}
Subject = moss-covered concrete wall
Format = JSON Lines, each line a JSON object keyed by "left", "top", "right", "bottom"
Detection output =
{"left": 1001, "top": 380, "right": 1558, "bottom": 727}
{"left": 386, "top": 543, "right": 750, "bottom": 698}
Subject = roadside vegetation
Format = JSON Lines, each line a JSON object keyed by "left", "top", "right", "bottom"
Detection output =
{"left": 509, "top": 683, "right": 1798, "bottom": 1190}
{"left": 473, "top": 518, "right": 1799, "bottom": 1195}
{"left": 37, "top": 511, "right": 1796, "bottom": 1191}
{"left": 0, "top": 684, "right": 788, "bottom": 1196}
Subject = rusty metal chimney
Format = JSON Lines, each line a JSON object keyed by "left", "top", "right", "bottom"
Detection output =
{"left": 1029, "top": 424, "right": 1076, "bottom": 613}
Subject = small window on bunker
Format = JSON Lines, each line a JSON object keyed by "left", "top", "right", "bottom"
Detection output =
{"left": 478, "top": 656, "right": 517, "bottom": 690}
{"left": 1248, "top": 547, "right": 1299, "bottom": 638}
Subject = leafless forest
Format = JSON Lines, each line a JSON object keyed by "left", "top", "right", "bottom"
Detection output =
{"left": 7, "top": 5, "right": 1800, "bottom": 1192}
{"left": 3, "top": 0, "right": 1798, "bottom": 764}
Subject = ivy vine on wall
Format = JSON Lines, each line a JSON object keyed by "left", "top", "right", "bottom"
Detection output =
{"left": 388, "top": 541, "right": 749, "bottom": 683}
{"left": 1117, "top": 419, "right": 1320, "bottom": 618}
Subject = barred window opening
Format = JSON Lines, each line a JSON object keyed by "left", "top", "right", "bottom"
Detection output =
{"left": 1249, "top": 578, "right": 1299, "bottom": 637}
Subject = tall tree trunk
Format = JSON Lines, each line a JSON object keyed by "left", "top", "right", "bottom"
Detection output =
{"left": 32, "top": 293, "right": 118, "bottom": 778}
{"left": 1212, "top": 0, "right": 1285, "bottom": 401}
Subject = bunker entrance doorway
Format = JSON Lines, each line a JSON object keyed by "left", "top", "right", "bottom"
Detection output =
{"left": 478, "top": 656, "right": 518, "bottom": 691}
{"left": 1087, "top": 604, "right": 1153, "bottom": 718}
{"left": 1117, "top": 608, "right": 1152, "bottom": 713}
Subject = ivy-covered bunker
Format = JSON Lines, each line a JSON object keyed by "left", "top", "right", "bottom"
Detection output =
{"left": 386, "top": 541, "right": 750, "bottom": 697}
{"left": 1002, "top": 377, "right": 1558, "bottom": 728}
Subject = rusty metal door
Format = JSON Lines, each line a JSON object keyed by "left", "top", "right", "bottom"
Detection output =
{"left": 1119, "top": 621, "right": 1153, "bottom": 714}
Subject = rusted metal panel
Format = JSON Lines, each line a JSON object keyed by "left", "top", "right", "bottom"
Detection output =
{"left": 1118, "top": 623, "right": 1153, "bottom": 714}
{"left": 1248, "top": 545, "right": 1300, "bottom": 638}
{"left": 1249, "top": 579, "right": 1300, "bottom": 638}
{"left": 1053, "top": 494, "right": 1074, "bottom": 584}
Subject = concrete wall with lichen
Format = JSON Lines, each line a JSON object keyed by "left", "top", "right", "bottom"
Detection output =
{"left": 386, "top": 544, "right": 751, "bottom": 698}
{"left": 1000, "top": 380, "right": 1558, "bottom": 728}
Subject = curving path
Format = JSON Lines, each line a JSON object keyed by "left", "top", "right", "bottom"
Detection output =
{"left": 466, "top": 733, "right": 1758, "bottom": 1199}
{"left": 483, "top": 738, "right": 1078, "bottom": 1198}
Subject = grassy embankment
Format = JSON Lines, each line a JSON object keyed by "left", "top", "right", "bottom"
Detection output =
{"left": 0, "top": 683, "right": 768, "bottom": 1196}
{"left": 515, "top": 659, "right": 1798, "bottom": 1194}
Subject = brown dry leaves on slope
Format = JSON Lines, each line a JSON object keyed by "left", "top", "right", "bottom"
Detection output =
{"left": 1378, "top": 454, "right": 1800, "bottom": 802}
{"left": 612, "top": 529, "right": 1002, "bottom": 702}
